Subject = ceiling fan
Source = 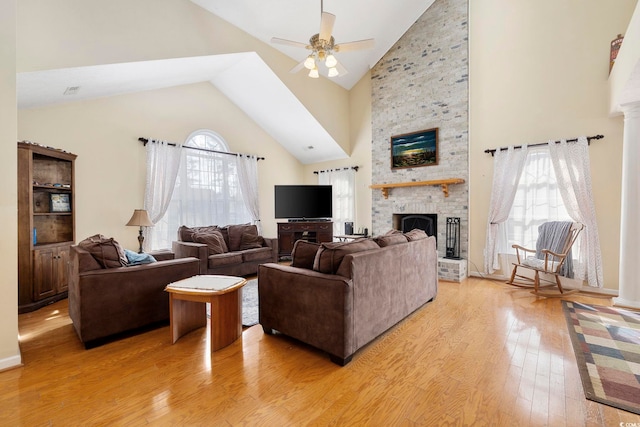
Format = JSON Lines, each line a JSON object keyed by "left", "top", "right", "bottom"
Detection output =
{"left": 271, "top": 0, "right": 374, "bottom": 79}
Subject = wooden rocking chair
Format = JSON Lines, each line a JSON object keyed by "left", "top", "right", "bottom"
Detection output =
{"left": 507, "top": 221, "right": 584, "bottom": 297}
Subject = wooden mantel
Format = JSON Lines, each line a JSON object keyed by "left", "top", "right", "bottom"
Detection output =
{"left": 370, "top": 178, "right": 465, "bottom": 199}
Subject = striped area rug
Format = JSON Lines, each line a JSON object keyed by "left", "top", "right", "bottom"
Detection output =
{"left": 562, "top": 301, "right": 640, "bottom": 415}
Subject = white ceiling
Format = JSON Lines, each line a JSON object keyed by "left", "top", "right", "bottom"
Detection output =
{"left": 16, "top": 0, "right": 435, "bottom": 164}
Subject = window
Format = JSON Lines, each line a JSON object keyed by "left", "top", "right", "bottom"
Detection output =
{"left": 501, "top": 146, "right": 573, "bottom": 253}
{"left": 150, "top": 130, "right": 251, "bottom": 250}
{"left": 318, "top": 168, "right": 356, "bottom": 238}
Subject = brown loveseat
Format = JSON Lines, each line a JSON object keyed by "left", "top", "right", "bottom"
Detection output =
{"left": 172, "top": 224, "right": 278, "bottom": 277}
{"left": 258, "top": 230, "right": 438, "bottom": 365}
{"left": 68, "top": 239, "right": 199, "bottom": 347}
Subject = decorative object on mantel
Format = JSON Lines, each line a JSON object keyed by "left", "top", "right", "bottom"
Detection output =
{"left": 390, "top": 128, "right": 438, "bottom": 169}
{"left": 370, "top": 178, "right": 465, "bottom": 199}
{"left": 484, "top": 134, "right": 603, "bottom": 156}
{"left": 126, "top": 209, "right": 154, "bottom": 253}
{"left": 610, "top": 34, "right": 624, "bottom": 74}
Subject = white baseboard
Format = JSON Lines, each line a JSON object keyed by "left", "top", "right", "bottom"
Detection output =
{"left": 468, "top": 271, "right": 619, "bottom": 296}
{"left": 0, "top": 353, "right": 22, "bottom": 372}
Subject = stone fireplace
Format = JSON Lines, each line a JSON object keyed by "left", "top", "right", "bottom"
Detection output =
{"left": 370, "top": 0, "right": 468, "bottom": 282}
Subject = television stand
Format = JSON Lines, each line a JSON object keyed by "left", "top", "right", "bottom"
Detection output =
{"left": 277, "top": 221, "right": 333, "bottom": 259}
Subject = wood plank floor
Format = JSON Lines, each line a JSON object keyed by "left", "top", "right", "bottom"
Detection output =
{"left": 2, "top": 277, "right": 640, "bottom": 426}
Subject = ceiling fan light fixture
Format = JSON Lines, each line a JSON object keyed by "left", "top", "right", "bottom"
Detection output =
{"left": 325, "top": 53, "right": 337, "bottom": 68}
{"left": 327, "top": 67, "right": 339, "bottom": 77}
{"left": 304, "top": 55, "right": 316, "bottom": 70}
{"left": 308, "top": 67, "right": 320, "bottom": 78}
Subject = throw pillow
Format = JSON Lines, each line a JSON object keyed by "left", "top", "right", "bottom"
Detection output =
{"left": 313, "top": 238, "right": 379, "bottom": 275}
{"left": 124, "top": 249, "right": 157, "bottom": 266}
{"left": 78, "top": 234, "right": 128, "bottom": 268}
{"left": 404, "top": 228, "right": 428, "bottom": 241}
{"left": 291, "top": 240, "right": 320, "bottom": 270}
{"left": 227, "top": 224, "right": 257, "bottom": 252}
{"left": 374, "top": 231, "right": 408, "bottom": 247}
{"left": 239, "top": 227, "right": 263, "bottom": 250}
{"left": 193, "top": 231, "right": 228, "bottom": 255}
{"left": 179, "top": 225, "right": 220, "bottom": 242}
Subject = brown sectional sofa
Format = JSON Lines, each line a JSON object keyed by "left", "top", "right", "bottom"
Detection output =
{"left": 68, "top": 243, "right": 199, "bottom": 347}
{"left": 172, "top": 224, "right": 278, "bottom": 277}
{"left": 258, "top": 230, "right": 438, "bottom": 365}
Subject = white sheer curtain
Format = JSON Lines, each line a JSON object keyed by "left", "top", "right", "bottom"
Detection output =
{"left": 318, "top": 168, "right": 356, "bottom": 238}
{"left": 549, "top": 137, "right": 604, "bottom": 288}
{"left": 143, "top": 140, "right": 183, "bottom": 250}
{"left": 236, "top": 154, "right": 261, "bottom": 234}
{"left": 148, "top": 141, "right": 251, "bottom": 250}
{"left": 484, "top": 145, "right": 528, "bottom": 274}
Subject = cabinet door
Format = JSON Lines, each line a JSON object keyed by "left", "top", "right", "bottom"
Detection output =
{"left": 56, "top": 247, "right": 70, "bottom": 293}
{"left": 33, "top": 248, "right": 56, "bottom": 300}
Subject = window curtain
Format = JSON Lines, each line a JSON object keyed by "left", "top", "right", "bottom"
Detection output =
{"left": 318, "top": 168, "right": 356, "bottom": 238}
{"left": 148, "top": 146, "right": 251, "bottom": 250}
{"left": 236, "top": 154, "right": 261, "bottom": 234}
{"left": 143, "top": 140, "right": 183, "bottom": 250}
{"left": 549, "top": 137, "right": 604, "bottom": 288}
{"left": 484, "top": 145, "right": 528, "bottom": 274}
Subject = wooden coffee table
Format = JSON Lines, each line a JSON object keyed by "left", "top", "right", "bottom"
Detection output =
{"left": 165, "top": 275, "right": 247, "bottom": 352}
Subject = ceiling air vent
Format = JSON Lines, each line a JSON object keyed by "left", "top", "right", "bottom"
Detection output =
{"left": 63, "top": 86, "right": 80, "bottom": 95}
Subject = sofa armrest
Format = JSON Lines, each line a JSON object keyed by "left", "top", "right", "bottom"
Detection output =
{"left": 172, "top": 241, "right": 208, "bottom": 274}
{"left": 258, "top": 263, "right": 353, "bottom": 359}
{"left": 262, "top": 237, "right": 279, "bottom": 262}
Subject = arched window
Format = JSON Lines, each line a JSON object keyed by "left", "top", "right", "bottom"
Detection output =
{"left": 149, "top": 130, "right": 251, "bottom": 250}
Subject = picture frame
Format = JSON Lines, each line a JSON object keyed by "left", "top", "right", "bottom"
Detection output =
{"left": 50, "top": 193, "right": 71, "bottom": 213}
{"left": 390, "top": 127, "right": 439, "bottom": 169}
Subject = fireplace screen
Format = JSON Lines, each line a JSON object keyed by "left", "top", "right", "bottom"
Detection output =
{"left": 400, "top": 214, "right": 436, "bottom": 238}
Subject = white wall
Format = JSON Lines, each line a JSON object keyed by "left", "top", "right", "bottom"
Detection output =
{"left": 0, "top": 0, "right": 21, "bottom": 370}
{"left": 469, "top": 0, "right": 637, "bottom": 291}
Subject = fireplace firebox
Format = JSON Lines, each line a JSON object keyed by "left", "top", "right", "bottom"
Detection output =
{"left": 392, "top": 214, "right": 437, "bottom": 242}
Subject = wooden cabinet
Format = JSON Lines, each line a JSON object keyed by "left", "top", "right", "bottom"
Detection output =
{"left": 277, "top": 221, "right": 333, "bottom": 258}
{"left": 18, "top": 141, "right": 76, "bottom": 313}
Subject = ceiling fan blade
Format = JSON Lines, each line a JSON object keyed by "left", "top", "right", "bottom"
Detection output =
{"left": 319, "top": 12, "right": 336, "bottom": 41}
{"left": 271, "top": 37, "right": 310, "bottom": 49}
{"left": 289, "top": 60, "right": 306, "bottom": 74}
{"left": 335, "top": 39, "right": 375, "bottom": 53}
{"left": 335, "top": 62, "right": 349, "bottom": 76}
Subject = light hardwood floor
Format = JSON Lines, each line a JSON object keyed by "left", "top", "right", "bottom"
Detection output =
{"left": 2, "top": 277, "right": 640, "bottom": 426}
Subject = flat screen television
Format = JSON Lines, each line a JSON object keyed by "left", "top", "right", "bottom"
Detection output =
{"left": 274, "top": 185, "right": 332, "bottom": 220}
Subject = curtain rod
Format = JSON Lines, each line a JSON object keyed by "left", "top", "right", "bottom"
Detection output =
{"left": 138, "top": 137, "right": 265, "bottom": 160}
{"left": 313, "top": 166, "right": 359, "bottom": 174}
{"left": 484, "top": 134, "right": 604, "bottom": 156}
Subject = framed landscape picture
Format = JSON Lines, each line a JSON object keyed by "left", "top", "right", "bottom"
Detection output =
{"left": 390, "top": 128, "right": 438, "bottom": 169}
{"left": 50, "top": 193, "right": 71, "bottom": 213}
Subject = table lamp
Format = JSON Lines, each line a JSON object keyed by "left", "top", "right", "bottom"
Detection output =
{"left": 126, "top": 209, "right": 154, "bottom": 253}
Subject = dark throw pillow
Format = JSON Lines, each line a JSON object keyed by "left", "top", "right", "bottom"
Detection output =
{"left": 193, "top": 231, "right": 228, "bottom": 255}
{"left": 313, "top": 238, "right": 379, "bottom": 275}
{"left": 291, "top": 240, "right": 321, "bottom": 270}
{"left": 404, "top": 228, "right": 429, "bottom": 241}
{"left": 239, "top": 228, "right": 263, "bottom": 250}
{"left": 78, "top": 234, "right": 128, "bottom": 268}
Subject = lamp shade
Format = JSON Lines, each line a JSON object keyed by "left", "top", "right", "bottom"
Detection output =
{"left": 126, "top": 209, "right": 154, "bottom": 227}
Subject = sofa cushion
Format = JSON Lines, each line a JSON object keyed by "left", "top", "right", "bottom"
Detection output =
{"left": 313, "top": 238, "right": 379, "bottom": 275}
{"left": 374, "top": 231, "right": 408, "bottom": 247}
{"left": 78, "top": 234, "right": 128, "bottom": 269}
{"left": 242, "top": 247, "right": 273, "bottom": 263}
{"left": 239, "top": 226, "right": 263, "bottom": 250}
{"left": 226, "top": 224, "right": 260, "bottom": 252}
{"left": 208, "top": 252, "right": 243, "bottom": 268}
{"left": 193, "top": 230, "right": 228, "bottom": 255}
{"left": 179, "top": 225, "right": 220, "bottom": 242}
{"left": 404, "top": 228, "right": 429, "bottom": 241}
{"left": 291, "top": 240, "right": 321, "bottom": 270}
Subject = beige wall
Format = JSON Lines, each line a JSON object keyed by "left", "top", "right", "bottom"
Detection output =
{"left": 0, "top": 0, "right": 21, "bottom": 370}
{"left": 469, "top": 0, "right": 637, "bottom": 291}
{"left": 302, "top": 71, "right": 373, "bottom": 233}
